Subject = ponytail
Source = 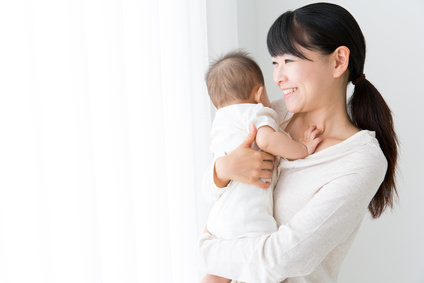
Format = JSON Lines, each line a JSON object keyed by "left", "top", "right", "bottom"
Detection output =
{"left": 348, "top": 79, "right": 398, "bottom": 218}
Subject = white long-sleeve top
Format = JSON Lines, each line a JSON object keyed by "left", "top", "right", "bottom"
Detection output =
{"left": 198, "top": 99, "right": 388, "bottom": 283}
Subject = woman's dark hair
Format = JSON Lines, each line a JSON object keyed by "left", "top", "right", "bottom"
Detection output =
{"left": 267, "top": 3, "right": 398, "bottom": 218}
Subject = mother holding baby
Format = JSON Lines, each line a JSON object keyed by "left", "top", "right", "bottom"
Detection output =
{"left": 198, "top": 3, "right": 398, "bottom": 282}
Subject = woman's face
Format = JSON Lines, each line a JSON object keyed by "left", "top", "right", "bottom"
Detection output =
{"left": 272, "top": 47, "right": 335, "bottom": 114}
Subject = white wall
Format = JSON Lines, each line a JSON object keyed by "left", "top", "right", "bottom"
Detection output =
{"left": 208, "top": 0, "right": 424, "bottom": 282}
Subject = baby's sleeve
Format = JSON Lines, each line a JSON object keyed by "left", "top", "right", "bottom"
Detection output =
{"left": 249, "top": 104, "right": 279, "bottom": 132}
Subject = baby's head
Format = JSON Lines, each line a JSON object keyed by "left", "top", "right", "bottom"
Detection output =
{"left": 205, "top": 50, "right": 269, "bottom": 109}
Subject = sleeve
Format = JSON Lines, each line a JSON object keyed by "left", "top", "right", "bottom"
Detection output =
{"left": 249, "top": 104, "right": 279, "bottom": 132}
{"left": 197, "top": 155, "right": 387, "bottom": 282}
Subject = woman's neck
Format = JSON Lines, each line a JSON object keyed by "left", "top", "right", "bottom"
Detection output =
{"left": 286, "top": 104, "right": 359, "bottom": 152}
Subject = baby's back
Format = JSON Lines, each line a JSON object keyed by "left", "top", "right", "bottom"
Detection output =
{"left": 207, "top": 103, "right": 279, "bottom": 238}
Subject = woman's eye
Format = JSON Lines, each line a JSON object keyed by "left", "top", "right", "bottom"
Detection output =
{"left": 285, "top": 59, "right": 293, "bottom": 63}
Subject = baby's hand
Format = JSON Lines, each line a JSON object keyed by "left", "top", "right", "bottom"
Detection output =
{"left": 302, "top": 125, "right": 322, "bottom": 155}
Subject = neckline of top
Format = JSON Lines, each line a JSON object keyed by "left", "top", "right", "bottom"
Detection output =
{"left": 280, "top": 130, "right": 377, "bottom": 166}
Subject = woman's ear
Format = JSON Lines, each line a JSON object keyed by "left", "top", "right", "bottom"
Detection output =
{"left": 332, "top": 46, "right": 350, "bottom": 78}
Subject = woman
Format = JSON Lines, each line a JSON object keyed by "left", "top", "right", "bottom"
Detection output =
{"left": 198, "top": 3, "right": 398, "bottom": 283}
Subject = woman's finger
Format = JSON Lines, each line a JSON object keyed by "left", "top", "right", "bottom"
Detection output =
{"left": 261, "top": 160, "right": 274, "bottom": 171}
{"left": 242, "top": 124, "right": 257, "bottom": 148}
{"left": 251, "top": 179, "right": 272, "bottom": 189}
{"left": 259, "top": 151, "right": 275, "bottom": 162}
{"left": 259, "top": 170, "right": 273, "bottom": 180}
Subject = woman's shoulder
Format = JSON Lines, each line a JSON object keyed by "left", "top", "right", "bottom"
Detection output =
{"left": 324, "top": 130, "right": 386, "bottom": 164}
{"left": 328, "top": 130, "right": 388, "bottom": 191}
{"left": 348, "top": 130, "right": 388, "bottom": 169}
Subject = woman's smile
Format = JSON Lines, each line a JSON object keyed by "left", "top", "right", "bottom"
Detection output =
{"left": 282, "top": 87, "right": 298, "bottom": 99}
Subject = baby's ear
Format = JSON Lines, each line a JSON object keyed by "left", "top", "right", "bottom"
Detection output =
{"left": 254, "top": 86, "right": 264, "bottom": 103}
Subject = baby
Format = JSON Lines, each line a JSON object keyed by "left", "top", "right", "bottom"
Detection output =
{"left": 201, "top": 51, "right": 321, "bottom": 283}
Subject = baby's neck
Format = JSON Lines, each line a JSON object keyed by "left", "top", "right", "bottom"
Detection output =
{"left": 217, "top": 99, "right": 257, "bottom": 109}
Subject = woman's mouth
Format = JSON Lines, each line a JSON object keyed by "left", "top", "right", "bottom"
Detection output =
{"left": 282, "top": 87, "right": 298, "bottom": 98}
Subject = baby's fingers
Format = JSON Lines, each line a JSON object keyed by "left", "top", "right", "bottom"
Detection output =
{"left": 311, "top": 136, "right": 323, "bottom": 147}
{"left": 310, "top": 127, "right": 322, "bottom": 139}
{"left": 304, "top": 125, "right": 320, "bottom": 139}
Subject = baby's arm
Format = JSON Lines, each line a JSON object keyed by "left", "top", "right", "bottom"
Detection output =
{"left": 256, "top": 125, "right": 321, "bottom": 159}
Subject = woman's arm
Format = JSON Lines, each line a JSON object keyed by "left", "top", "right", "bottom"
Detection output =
{"left": 198, "top": 154, "right": 387, "bottom": 282}
{"left": 214, "top": 125, "right": 275, "bottom": 188}
{"left": 202, "top": 125, "right": 275, "bottom": 202}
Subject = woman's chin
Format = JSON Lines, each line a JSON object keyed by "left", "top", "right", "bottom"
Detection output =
{"left": 285, "top": 102, "right": 301, "bottom": 114}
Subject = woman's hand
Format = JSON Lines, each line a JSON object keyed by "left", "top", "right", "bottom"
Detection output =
{"left": 214, "top": 125, "right": 275, "bottom": 189}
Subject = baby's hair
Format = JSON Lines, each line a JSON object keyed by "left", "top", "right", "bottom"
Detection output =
{"left": 205, "top": 50, "right": 264, "bottom": 108}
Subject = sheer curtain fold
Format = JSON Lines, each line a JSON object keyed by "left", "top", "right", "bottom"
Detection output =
{"left": 0, "top": 0, "right": 210, "bottom": 282}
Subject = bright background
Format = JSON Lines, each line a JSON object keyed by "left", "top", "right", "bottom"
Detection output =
{"left": 0, "top": 0, "right": 211, "bottom": 282}
{"left": 0, "top": 0, "right": 423, "bottom": 282}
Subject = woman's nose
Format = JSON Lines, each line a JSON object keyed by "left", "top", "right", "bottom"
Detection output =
{"left": 273, "top": 67, "right": 288, "bottom": 87}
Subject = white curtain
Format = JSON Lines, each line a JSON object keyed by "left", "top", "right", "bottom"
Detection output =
{"left": 0, "top": 0, "right": 211, "bottom": 282}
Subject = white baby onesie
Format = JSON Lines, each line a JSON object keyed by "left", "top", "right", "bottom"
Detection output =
{"left": 206, "top": 103, "right": 280, "bottom": 239}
